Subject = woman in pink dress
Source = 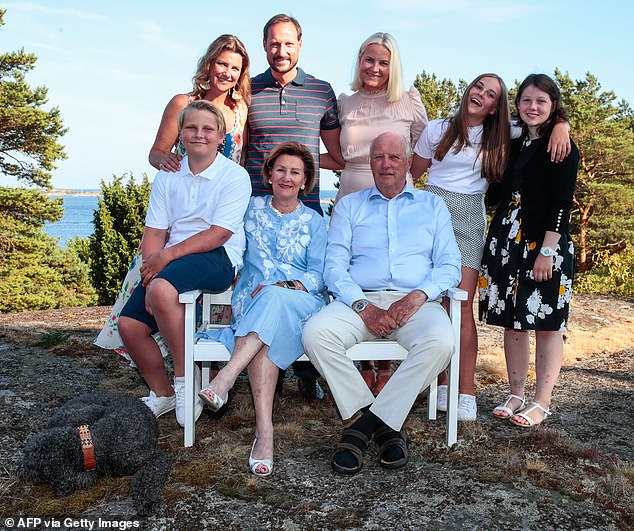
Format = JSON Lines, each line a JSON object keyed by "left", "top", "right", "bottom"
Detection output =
{"left": 321, "top": 32, "right": 428, "bottom": 395}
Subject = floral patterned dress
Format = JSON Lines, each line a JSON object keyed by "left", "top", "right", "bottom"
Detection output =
{"left": 479, "top": 141, "right": 575, "bottom": 331}
{"left": 199, "top": 195, "right": 328, "bottom": 369}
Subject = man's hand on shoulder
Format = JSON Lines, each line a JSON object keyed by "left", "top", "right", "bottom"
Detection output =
{"left": 387, "top": 290, "right": 428, "bottom": 327}
{"left": 354, "top": 300, "right": 397, "bottom": 337}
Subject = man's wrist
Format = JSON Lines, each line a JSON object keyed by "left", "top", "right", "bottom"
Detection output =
{"left": 352, "top": 299, "right": 371, "bottom": 314}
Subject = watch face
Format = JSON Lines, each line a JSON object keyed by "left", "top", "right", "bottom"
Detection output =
{"left": 353, "top": 300, "right": 369, "bottom": 313}
{"left": 540, "top": 247, "right": 555, "bottom": 257}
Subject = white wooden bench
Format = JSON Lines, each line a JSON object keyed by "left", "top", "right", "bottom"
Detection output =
{"left": 180, "top": 287, "right": 468, "bottom": 448}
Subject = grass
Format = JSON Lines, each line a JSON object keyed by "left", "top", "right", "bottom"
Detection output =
{"left": 37, "top": 331, "right": 71, "bottom": 348}
{"left": 0, "top": 297, "right": 632, "bottom": 528}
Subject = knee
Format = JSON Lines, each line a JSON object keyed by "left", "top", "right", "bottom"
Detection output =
{"left": 301, "top": 315, "right": 324, "bottom": 354}
{"left": 147, "top": 279, "right": 177, "bottom": 308}
{"left": 118, "top": 316, "right": 148, "bottom": 343}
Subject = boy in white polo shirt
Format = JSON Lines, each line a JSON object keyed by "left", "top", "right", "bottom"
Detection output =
{"left": 119, "top": 100, "right": 251, "bottom": 426}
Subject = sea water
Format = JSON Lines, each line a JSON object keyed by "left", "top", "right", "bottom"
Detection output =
{"left": 44, "top": 190, "right": 337, "bottom": 249}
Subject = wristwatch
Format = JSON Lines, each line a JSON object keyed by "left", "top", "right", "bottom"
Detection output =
{"left": 282, "top": 280, "right": 297, "bottom": 290}
{"left": 539, "top": 246, "right": 556, "bottom": 257}
{"left": 352, "top": 300, "right": 370, "bottom": 313}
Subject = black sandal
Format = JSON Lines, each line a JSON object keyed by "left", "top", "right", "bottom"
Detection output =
{"left": 331, "top": 428, "right": 370, "bottom": 475}
{"left": 374, "top": 426, "right": 409, "bottom": 469}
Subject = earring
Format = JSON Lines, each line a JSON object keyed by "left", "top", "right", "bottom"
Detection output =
{"left": 231, "top": 84, "right": 242, "bottom": 100}
{"left": 300, "top": 184, "right": 305, "bottom": 190}
{"left": 268, "top": 180, "right": 273, "bottom": 184}
{"left": 200, "top": 80, "right": 211, "bottom": 91}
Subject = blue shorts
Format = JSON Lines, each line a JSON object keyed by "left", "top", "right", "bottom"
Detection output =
{"left": 120, "top": 247, "right": 234, "bottom": 334}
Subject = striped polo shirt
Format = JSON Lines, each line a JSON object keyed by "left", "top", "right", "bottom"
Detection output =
{"left": 245, "top": 67, "right": 340, "bottom": 215}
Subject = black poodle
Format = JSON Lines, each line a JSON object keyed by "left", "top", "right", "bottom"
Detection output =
{"left": 18, "top": 392, "right": 171, "bottom": 515}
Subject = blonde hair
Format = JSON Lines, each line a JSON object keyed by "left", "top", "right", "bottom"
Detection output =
{"left": 178, "top": 100, "right": 226, "bottom": 139}
{"left": 351, "top": 32, "right": 404, "bottom": 103}
{"left": 191, "top": 34, "right": 251, "bottom": 107}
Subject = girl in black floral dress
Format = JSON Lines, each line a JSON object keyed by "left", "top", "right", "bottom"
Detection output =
{"left": 479, "top": 74, "right": 578, "bottom": 427}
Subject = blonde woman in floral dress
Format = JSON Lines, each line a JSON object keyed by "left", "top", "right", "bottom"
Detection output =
{"left": 479, "top": 74, "right": 578, "bottom": 427}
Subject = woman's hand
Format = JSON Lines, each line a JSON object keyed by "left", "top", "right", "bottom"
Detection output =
{"left": 251, "top": 280, "right": 305, "bottom": 298}
{"left": 158, "top": 151, "right": 182, "bottom": 172}
{"left": 547, "top": 121, "right": 571, "bottom": 163}
{"left": 532, "top": 254, "right": 554, "bottom": 282}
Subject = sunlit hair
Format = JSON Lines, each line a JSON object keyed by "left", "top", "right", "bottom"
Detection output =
{"left": 262, "top": 142, "right": 316, "bottom": 196}
{"left": 434, "top": 73, "right": 510, "bottom": 184}
{"left": 191, "top": 34, "right": 251, "bottom": 107}
{"left": 351, "top": 32, "right": 404, "bottom": 103}
{"left": 263, "top": 13, "right": 302, "bottom": 41}
{"left": 515, "top": 73, "right": 569, "bottom": 139}
{"left": 178, "top": 100, "right": 226, "bottom": 139}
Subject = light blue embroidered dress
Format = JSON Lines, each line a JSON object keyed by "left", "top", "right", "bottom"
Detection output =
{"left": 208, "top": 195, "right": 328, "bottom": 369}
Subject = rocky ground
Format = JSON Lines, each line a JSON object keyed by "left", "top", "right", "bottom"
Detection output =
{"left": 0, "top": 295, "right": 632, "bottom": 530}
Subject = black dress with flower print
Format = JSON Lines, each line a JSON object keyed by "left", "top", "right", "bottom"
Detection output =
{"left": 479, "top": 137, "right": 579, "bottom": 331}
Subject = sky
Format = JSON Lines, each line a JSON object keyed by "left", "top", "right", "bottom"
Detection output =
{"left": 2, "top": 0, "right": 633, "bottom": 191}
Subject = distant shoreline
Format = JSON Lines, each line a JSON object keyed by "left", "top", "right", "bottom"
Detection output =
{"left": 45, "top": 188, "right": 335, "bottom": 202}
{"left": 46, "top": 189, "right": 101, "bottom": 197}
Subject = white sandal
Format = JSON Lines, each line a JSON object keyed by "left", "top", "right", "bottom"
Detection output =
{"left": 492, "top": 394, "right": 525, "bottom": 419}
{"left": 249, "top": 439, "right": 273, "bottom": 477}
{"left": 509, "top": 401, "right": 551, "bottom": 428}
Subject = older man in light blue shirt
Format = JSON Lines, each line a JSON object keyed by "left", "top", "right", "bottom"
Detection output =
{"left": 302, "top": 131, "right": 461, "bottom": 475}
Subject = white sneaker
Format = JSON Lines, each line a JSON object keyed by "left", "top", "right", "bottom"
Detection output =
{"left": 140, "top": 390, "right": 176, "bottom": 418}
{"left": 174, "top": 365, "right": 203, "bottom": 427}
{"left": 457, "top": 394, "right": 477, "bottom": 421}
{"left": 436, "top": 385, "right": 448, "bottom": 412}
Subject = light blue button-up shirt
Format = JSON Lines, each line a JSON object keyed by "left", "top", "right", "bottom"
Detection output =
{"left": 325, "top": 184, "right": 462, "bottom": 307}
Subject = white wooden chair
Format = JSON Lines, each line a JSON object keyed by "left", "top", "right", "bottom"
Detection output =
{"left": 179, "top": 287, "right": 468, "bottom": 448}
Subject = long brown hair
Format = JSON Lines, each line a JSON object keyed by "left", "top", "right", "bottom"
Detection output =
{"left": 191, "top": 34, "right": 251, "bottom": 107}
{"left": 434, "top": 73, "right": 510, "bottom": 183}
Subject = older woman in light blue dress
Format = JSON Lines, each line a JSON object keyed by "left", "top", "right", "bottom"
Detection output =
{"left": 198, "top": 142, "right": 328, "bottom": 476}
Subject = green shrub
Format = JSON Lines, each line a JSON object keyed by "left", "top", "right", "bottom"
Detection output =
{"left": 575, "top": 246, "right": 634, "bottom": 296}
{"left": 87, "top": 174, "right": 150, "bottom": 305}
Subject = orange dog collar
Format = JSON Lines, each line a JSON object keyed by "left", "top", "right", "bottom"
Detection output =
{"left": 77, "top": 424, "right": 97, "bottom": 471}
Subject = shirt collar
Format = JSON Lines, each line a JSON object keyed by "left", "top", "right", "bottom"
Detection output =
{"left": 182, "top": 154, "right": 222, "bottom": 181}
{"left": 368, "top": 183, "right": 416, "bottom": 201}
{"left": 263, "top": 67, "right": 306, "bottom": 86}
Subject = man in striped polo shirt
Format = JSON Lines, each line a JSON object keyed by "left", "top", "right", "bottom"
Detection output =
{"left": 245, "top": 14, "right": 343, "bottom": 400}
{"left": 245, "top": 13, "right": 343, "bottom": 215}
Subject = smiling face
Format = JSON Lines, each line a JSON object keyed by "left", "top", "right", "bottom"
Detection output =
{"left": 270, "top": 154, "right": 306, "bottom": 202}
{"left": 207, "top": 50, "right": 243, "bottom": 95}
{"left": 359, "top": 43, "right": 390, "bottom": 92}
{"left": 518, "top": 85, "right": 555, "bottom": 138}
{"left": 179, "top": 108, "right": 221, "bottom": 159}
{"left": 370, "top": 132, "right": 409, "bottom": 198}
{"left": 264, "top": 21, "right": 302, "bottom": 77}
{"left": 466, "top": 76, "right": 502, "bottom": 126}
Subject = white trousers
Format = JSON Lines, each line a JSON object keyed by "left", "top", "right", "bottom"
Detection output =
{"left": 302, "top": 291, "right": 454, "bottom": 431}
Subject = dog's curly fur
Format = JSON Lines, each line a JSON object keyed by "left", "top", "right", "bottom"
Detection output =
{"left": 18, "top": 392, "right": 171, "bottom": 515}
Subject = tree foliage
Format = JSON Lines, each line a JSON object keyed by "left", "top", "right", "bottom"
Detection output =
{"left": 0, "top": 186, "right": 95, "bottom": 312}
{"left": 554, "top": 69, "right": 634, "bottom": 271}
{"left": 0, "top": 9, "right": 67, "bottom": 188}
{"left": 0, "top": 9, "right": 95, "bottom": 312}
{"left": 413, "top": 71, "right": 466, "bottom": 121}
{"left": 86, "top": 174, "right": 151, "bottom": 305}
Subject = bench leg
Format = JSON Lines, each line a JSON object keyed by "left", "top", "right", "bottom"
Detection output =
{"left": 184, "top": 300, "right": 196, "bottom": 448}
{"left": 445, "top": 296, "right": 462, "bottom": 447}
